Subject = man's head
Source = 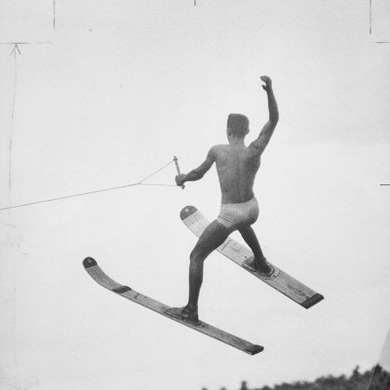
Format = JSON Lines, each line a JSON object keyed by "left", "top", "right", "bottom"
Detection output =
{"left": 227, "top": 114, "right": 249, "bottom": 138}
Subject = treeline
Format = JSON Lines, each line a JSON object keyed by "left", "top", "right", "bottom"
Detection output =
{"left": 202, "top": 364, "right": 390, "bottom": 390}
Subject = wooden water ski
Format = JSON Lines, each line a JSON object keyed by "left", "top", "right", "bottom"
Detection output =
{"left": 83, "top": 257, "right": 263, "bottom": 355}
{"left": 180, "top": 206, "right": 324, "bottom": 309}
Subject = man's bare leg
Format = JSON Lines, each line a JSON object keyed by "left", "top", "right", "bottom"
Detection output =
{"left": 166, "top": 220, "right": 230, "bottom": 324}
{"left": 239, "top": 225, "right": 273, "bottom": 275}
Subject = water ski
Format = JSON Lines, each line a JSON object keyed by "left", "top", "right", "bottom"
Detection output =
{"left": 82, "top": 257, "right": 263, "bottom": 355}
{"left": 180, "top": 206, "right": 324, "bottom": 309}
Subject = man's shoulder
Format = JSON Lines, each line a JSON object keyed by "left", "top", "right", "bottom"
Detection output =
{"left": 209, "top": 144, "right": 229, "bottom": 157}
{"left": 210, "top": 144, "right": 229, "bottom": 152}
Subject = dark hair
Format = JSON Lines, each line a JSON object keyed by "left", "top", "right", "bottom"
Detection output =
{"left": 227, "top": 114, "right": 249, "bottom": 137}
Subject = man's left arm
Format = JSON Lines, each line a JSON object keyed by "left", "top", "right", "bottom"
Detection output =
{"left": 249, "top": 76, "right": 279, "bottom": 155}
{"left": 176, "top": 147, "right": 216, "bottom": 186}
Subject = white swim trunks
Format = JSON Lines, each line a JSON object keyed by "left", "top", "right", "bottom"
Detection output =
{"left": 217, "top": 197, "right": 259, "bottom": 230}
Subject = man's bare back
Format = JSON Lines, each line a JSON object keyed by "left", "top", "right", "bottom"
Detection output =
{"left": 212, "top": 143, "right": 260, "bottom": 204}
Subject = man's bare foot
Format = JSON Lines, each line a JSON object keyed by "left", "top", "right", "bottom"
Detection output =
{"left": 256, "top": 262, "right": 274, "bottom": 275}
{"left": 164, "top": 306, "right": 200, "bottom": 325}
{"left": 243, "top": 257, "right": 275, "bottom": 277}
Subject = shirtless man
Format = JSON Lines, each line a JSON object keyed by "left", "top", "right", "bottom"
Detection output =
{"left": 166, "top": 76, "right": 279, "bottom": 324}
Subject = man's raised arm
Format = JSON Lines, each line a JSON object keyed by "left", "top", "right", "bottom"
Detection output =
{"left": 175, "top": 147, "right": 216, "bottom": 187}
{"left": 249, "top": 76, "right": 279, "bottom": 155}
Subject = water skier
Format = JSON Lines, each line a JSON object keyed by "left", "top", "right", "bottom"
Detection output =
{"left": 166, "top": 76, "right": 279, "bottom": 324}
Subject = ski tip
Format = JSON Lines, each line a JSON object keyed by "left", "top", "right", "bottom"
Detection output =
{"left": 246, "top": 344, "right": 264, "bottom": 355}
{"left": 180, "top": 205, "right": 197, "bottom": 220}
{"left": 83, "top": 257, "right": 97, "bottom": 268}
{"left": 301, "top": 293, "right": 324, "bottom": 309}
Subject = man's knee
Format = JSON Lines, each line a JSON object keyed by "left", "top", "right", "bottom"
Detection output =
{"left": 190, "top": 248, "right": 206, "bottom": 264}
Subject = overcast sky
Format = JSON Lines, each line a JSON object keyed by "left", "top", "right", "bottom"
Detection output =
{"left": 1, "top": 1, "right": 390, "bottom": 390}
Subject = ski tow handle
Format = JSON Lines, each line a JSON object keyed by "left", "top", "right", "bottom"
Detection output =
{"left": 173, "top": 156, "right": 185, "bottom": 189}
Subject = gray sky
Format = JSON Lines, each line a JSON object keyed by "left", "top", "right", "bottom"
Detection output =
{"left": 1, "top": 1, "right": 389, "bottom": 390}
